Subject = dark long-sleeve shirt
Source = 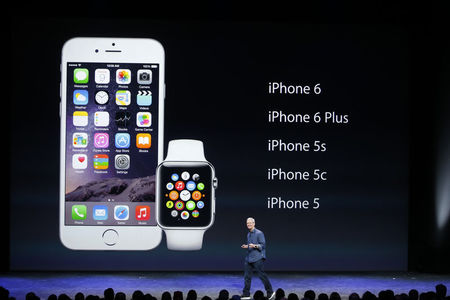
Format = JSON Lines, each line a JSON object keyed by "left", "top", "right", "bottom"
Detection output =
{"left": 246, "top": 228, "right": 266, "bottom": 263}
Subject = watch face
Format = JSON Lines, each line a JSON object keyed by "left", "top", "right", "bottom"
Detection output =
{"left": 158, "top": 162, "right": 213, "bottom": 228}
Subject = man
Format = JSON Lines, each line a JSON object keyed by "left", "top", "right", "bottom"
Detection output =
{"left": 241, "top": 217, "right": 275, "bottom": 300}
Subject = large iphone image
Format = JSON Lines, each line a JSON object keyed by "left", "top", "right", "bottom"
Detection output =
{"left": 59, "top": 38, "right": 165, "bottom": 250}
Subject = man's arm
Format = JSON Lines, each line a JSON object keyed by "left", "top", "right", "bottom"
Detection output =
{"left": 254, "top": 231, "right": 266, "bottom": 251}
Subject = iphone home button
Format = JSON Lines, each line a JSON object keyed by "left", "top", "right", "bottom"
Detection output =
{"left": 102, "top": 229, "right": 118, "bottom": 246}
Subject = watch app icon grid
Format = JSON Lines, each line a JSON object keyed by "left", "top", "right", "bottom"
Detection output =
{"left": 65, "top": 62, "right": 158, "bottom": 226}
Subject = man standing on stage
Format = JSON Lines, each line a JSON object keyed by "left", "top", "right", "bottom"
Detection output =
{"left": 240, "top": 217, "right": 275, "bottom": 300}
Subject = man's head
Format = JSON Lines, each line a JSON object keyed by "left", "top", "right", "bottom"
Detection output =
{"left": 247, "top": 217, "right": 255, "bottom": 231}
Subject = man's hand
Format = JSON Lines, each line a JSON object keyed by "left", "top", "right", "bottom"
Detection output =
{"left": 241, "top": 244, "right": 249, "bottom": 249}
{"left": 248, "top": 243, "right": 258, "bottom": 249}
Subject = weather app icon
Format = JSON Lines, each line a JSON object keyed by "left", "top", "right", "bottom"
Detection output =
{"left": 73, "top": 90, "right": 88, "bottom": 105}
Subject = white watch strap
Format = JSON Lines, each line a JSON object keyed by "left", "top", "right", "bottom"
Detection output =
{"left": 163, "top": 139, "right": 207, "bottom": 251}
{"left": 165, "top": 139, "right": 206, "bottom": 161}
{"left": 165, "top": 229, "right": 205, "bottom": 250}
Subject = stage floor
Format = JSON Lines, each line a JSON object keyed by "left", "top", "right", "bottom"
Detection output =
{"left": 1, "top": 272, "right": 449, "bottom": 300}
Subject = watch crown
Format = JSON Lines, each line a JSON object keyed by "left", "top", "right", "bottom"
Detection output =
{"left": 213, "top": 177, "right": 218, "bottom": 189}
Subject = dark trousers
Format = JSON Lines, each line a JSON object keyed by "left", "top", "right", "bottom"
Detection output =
{"left": 243, "top": 259, "right": 273, "bottom": 296}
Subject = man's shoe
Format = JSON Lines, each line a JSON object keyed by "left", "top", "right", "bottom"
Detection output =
{"left": 268, "top": 292, "right": 276, "bottom": 300}
{"left": 241, "top": 295, "right": 251, "bottom": 300}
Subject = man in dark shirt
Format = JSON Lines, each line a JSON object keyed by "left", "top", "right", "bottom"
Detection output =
{"left": 240, "top": 217, "right": 275, "bottom": 300}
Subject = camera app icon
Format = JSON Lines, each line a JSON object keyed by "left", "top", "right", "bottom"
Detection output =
{"left": 137, "top": 69, "right": 152, "bottom": 84}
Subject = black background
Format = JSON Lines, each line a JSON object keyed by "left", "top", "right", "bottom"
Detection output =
{"left": 6, "top": 1, "right": 450, "bottom": 272}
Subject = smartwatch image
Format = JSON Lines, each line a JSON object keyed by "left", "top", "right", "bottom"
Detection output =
{"left": 156, "top": 139, "right": 218, "bottom": 250}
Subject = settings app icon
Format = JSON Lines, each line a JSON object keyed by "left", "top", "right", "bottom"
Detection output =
{"left": 115, "top": 155, "right": 130, "bottom": 170}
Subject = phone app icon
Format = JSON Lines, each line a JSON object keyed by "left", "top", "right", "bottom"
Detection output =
{"left": 136, "top": 112, "right": 151, "bottom": 127}
{"left": 95, "top": 91, "right": 109, "bottom": 105}
{"left": 73, "top": 90, "right": 88, "bottom": 105}
{"left": 93, "top": 205, "right": 108, "bottom": 221}
{"left": 136, "top": 133, "right": 151, "bottom": 148}
{"left": 94, "top": 111, "right": 110, "bottom": 127}
{"left": 73, "top": 111, "right": 88, "bottom": 127}
{"left": 72, "top": 154, "right": 87, "bottom": 169}
{"left": 94, "top": 133, "right": 109, "bottom": 148}
{"left": 137, "top": 69, "right": 152, "bottom": 84}
{"left": 137, "top": 90, "right": 152, "bottom": 106}
{"left": 72, "top": 205, "right": 87, "bottom": 220}
{"left": 115, "top": 154, "right": 130, "bottom": 170}
{"left": 73, "top": 132, "right": 88, "bottom": 148}
{"left": 74, "top": 68, "right": 89, "bottom": 84}
{"left": 116, "top": 90, "right": 131, "bottom": 106}
{"left": 135, "top": 205, "right": 150, "bottom": 221}
{"left": 93, "top": 154, "right": 109, "bottom": 169}
{"left": 95, "top": 69, "right": 110, "bottom": 84}
{"left": 115, "top": 133, "right": 130, "bottom": 148}
{"left": 116, "top": 69, "right": 131, "bottom": 84}
{"left": 197, "top": 183, "right": 205, "bottom": 191}
{"left": 115, "top": 111, "right": 131, "bottom": 127}
{"left": 114, "top": 205, "right": 129, "bottom": 220}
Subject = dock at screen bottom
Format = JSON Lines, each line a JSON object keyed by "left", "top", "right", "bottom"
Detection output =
{"left": 65, "top": 202, "right": 157, "bottom": 226}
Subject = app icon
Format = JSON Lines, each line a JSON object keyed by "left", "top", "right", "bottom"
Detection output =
{"left": 137, "top": 69, "right": 152, "bottom": 84}
{"left": 94, "top": 111, "right": 110, "bottom": 127}
{"left": 171, "top": 173, "right": 179, "bottom": 181}
{"left": 192, "top": 210, "right": 199, "bottom": 218}
{"left": 74, "top": 68, "right": 89, "bottom": 84}
{"left": 115, "top": 133, "right": 130, "bottom": 149}
{"left": 181, "top": 211, "right": 189, "bottom": 220}
{"left": 73, "top": 132, "right": 88, "bottom": 148}
{"left": 186, "top": 200, "right": 196, "bottom": 211}
{"left": 115, "top": 154, "right": 130, "bottom": 170}
{"left": 95, "top": 91, "right": 109, "bottom": 105}
{"left": 197, "top": 183, "right": 205, "bottom": 191}
{"left": 136, "top": 133, "right": 151, "bottom": 148}
{"left": 116, "top": 90, "right": 131, "bottom": 106}
{"left": 93, "top": 154, "right": 109, "bottom": 169}
{"left": 197, "top": 201, "right": 204, "bottom": 209}
{"left": 137, "top": 90, "right": 152, "bottom": 106}
{"left": 175, "top": 201, "right": 185, "bottom": 211}
{"left": 136, "top": 112, "right": 151, "bottom": 127}
{"left": 180, "top": 190, "right": 191, "bottom": 201}
{"left": 94, "top": 133, "right": 109, "bottom": 148}
{"left": 116, "top": 69, "right": 131, "bottom": 84}
{"left": 186, "top": 181, "right": 196, "bottom": 191}
{"left": 192, "top": 174, "right": 200, "bottom": 181}
{"left": 72, "top": 154, "right": 87, "bottom": 169}
{"left": 166, "top": 182, "right": 174, "bottom": 190}
{"left": 95, "top": 69, "right": 110, "bottom": 84}
{"left": 175, "top": 181, "right": 185, "bottom": 191}
{"left": 115, "top": 111, "right": 131, "bottom": 127}
{"left": 166, "top": 201, "right": 174, "bottom": 209}
{"left": 93, "top": 205, "right": 108, "bottom": 221}
{"left": 136, "top": 205, "right": 150, "bottom": 221}
{"left": 73, "top": 90, "right": 88, "bottom": 105}
{"left": 181, "top": 172, "right": 190, "bottom": 180}
{"left": 73, "top": 111, "right": 88, "bottom": 127}
{"left": 72, "top": 205, "right": 87, "bottom": 220}
{"left": 171, "top": 210, "right": 178, "bottom": 217}
{"left": 169, "top": 191, "right": 179, "bottom": 201}
{"left": 192, "top": 191, "right": 202, "bottom": 201}
{"left": 114, "top": 205, "right": 129, "bottom": 220}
